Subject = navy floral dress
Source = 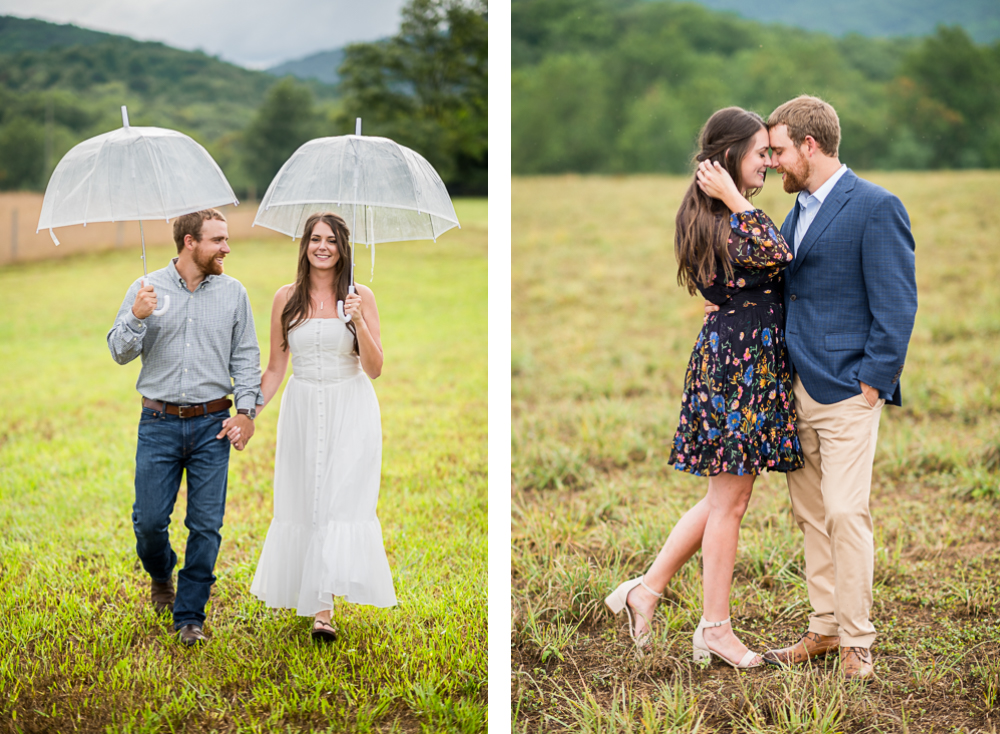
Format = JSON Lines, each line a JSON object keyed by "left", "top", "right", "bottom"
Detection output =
{"left": 668, "top": 209, "right": 803, "bottom": 476}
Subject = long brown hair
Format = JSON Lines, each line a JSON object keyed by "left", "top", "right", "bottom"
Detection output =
{"left": 280, "top": 212, "right": 358, "bottom": 353}
{"left": 675, "top": 107, "right": 766, "bottom": 295}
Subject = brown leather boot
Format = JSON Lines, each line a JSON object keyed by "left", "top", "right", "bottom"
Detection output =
{"left": 178, "top": 624, "right": 207, "bottom": 647}
{"left": 762, "top": 631, "right": 840, "bottom": 667}
{"left": 151, "top": 577, "right": 175, "bottom": 613}
{"left": 841, "top": 646, "right": 874, "bottom": 681}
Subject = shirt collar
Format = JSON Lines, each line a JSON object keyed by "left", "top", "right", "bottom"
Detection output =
{"left": 797, "top": 164, "right": 848, "bottom": 209}
{"left": 168, "top": 257, "right": 215, "bottom": 290}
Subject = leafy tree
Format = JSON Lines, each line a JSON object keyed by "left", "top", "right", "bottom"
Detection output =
{"left": 0, "top": 16, "right": 343, "bottom": 192}
{"left": 512, "top": 0, "right": 624, "bottom": 67}
{"left": 511, "top": 0, "right": 1000, "bottom": 174}
{"left": 337, "top": 0, "right": 487, "bottom": 194}
{"left": 896, "top": 26, "right": 1000, "bottom": 167}
{"left": 0, "top": 117, "right": 44, "bottom": 190}
{"left": 616, "top": 75, "right": 730, "bottom": 174}
{"left": 512, "top": 54, "right": 612, "bottom": 173}
{"left": 242, "top": 78, "right": 320, "bottom": 197}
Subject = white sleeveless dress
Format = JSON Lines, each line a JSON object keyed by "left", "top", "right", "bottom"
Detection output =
{"left": 250, "top": 318, "right": 397, "bottom": 613}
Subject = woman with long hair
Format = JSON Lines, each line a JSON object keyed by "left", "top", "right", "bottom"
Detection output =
{"left": 250, "top": 212, "right": 396, "bottom": 641}
{"left": 606, "top": 107, "right": 802, "bottom": 668}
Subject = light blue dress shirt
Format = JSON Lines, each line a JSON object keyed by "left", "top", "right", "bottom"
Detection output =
{"left": 794, "top": 164, "right": 848, "bottom": 255}
{"left": 107, "top": 258, "right": 263, "bottom": 410}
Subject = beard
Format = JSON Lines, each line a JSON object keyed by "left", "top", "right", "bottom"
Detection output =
{"left": 779, "top": 156, "right": 811, "bottom": 194}
{"left": 193, "top": 245, "right": 224, "bottom": 276}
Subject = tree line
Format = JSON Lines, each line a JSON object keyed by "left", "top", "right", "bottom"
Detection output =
{"left": 512, "top": 0, "right": 1000, "bottom": 174}
{"left": 0, "top": 0, "right": 487, "bottom": 197}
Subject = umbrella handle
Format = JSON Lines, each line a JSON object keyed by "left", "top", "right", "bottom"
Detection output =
{"left": 337, "top": 285, "right": 355, "bottom": 323}
{"left": 141, "top": 277, "right": 171, "bottom": 316}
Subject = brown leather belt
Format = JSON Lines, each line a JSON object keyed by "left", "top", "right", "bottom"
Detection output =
{"left": 142, "top": 397, "right": 232, "bottom": 418}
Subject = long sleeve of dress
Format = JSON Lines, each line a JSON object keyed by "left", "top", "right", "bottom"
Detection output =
{"left": 698, "top": 209, "right": 793, "bottom": 305}
{"left": 727, "top": 210, "right": 793, "bottom": 269}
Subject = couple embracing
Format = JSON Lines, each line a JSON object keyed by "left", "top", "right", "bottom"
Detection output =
{"left": 107, "top": 209, "right": 396, "bottom": 646}
{"left": 606, "top": 96, "right": 917, "bottom": 681}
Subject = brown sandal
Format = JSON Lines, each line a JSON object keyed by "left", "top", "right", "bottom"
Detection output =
{"left": 310, "top": 619, "right": 338, "bottom": 643}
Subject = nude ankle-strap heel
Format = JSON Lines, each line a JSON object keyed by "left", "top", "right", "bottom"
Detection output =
{"left": 692, "top": 617, "right": 762, "bottom": 669}
{"left": 604, "top": 576, "right": 662, "bottom": 649}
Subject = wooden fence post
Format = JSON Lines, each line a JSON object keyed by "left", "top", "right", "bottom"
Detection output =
{"left": 11, "top": 207, "right": 18, "bottom": 261}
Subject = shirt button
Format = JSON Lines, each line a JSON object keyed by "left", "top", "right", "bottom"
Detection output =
{"left": 184, "top": 369, "right": 188, "bottom": 372}
{"left": 182, "top": 393, "right": 186, "bottom": 397}
{"left": 189, "top": 318, "right": 192, "bottom": 322}
{"left": 790, "top": 295, "right": 797, "bottom": 301}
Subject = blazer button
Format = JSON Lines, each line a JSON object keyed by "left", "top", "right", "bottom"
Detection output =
{"left": 790, "top": 295, "right": 797, "bottom": 301}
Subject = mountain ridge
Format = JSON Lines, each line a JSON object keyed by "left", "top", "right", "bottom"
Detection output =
{"left": 266, "top": 48, "right": 346, "bottom": 85}
{"left": 683, "top": 0, "right": 1000, "bottom": 43}
{"left": 0, "top": 14, "right": 115, "bottom": 53}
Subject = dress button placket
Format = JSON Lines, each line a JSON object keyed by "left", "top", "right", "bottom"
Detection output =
{"left": 313, "top": 320, "right": 324, "bottom": 529}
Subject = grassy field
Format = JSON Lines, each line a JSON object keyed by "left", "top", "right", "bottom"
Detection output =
{"left": 511, "top": 172, "right": 1000, "bottom": 732}
{"left": 0, "top": 199, "right": 486, "bottom": 733}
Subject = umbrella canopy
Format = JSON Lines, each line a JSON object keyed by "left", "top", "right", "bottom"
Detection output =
{"left": 253, "top": 122, "right": 460, "bottom": 323}
{"left": 36, "top": 107, "right": 238, "bottom": 316}
{"left": 37, "top": 107, "right": 238, "bottom": 242}
{"left": 252, "top": 133, "right": 460, "bottom": 247}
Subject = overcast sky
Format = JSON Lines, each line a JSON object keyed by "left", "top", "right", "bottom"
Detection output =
{"left": 0, "top": 0, "right": 409, "bottom": 68}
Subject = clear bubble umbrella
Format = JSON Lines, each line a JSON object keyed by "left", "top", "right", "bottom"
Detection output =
{"left": 253, "top": 119, "right": 460, "bottom": 322}
{"left": 37, "top": 106, "right": 239, "bottom": 316}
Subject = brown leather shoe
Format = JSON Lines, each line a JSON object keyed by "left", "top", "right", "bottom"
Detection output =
{"left": 151, "top": 578, "right": 175, "bottom": 613}
{"left": 841, "top": 646, "right": 874, "bottom": 681}
{"left": 763, "top": 631, "right": 840, "bottom": 667}
{"left": 178, "top": 624, "right": 208, "bottom": 647}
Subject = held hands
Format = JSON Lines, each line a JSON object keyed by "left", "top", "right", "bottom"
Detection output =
{"left": 216, "top": 413, "right": 255, "bottom": 450}
{"left": 343, "top": 291, "right": 364, "bottom": 324}
{"left": 132, "top": 282, "right": 158, "bottom": 320}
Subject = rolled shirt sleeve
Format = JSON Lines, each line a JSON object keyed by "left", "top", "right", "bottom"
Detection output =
{"left": 107, "top": 260, "right": 263, "bottom": 406}
{"left": 107, "top": 278, "right": 147, "bottom": 365}
{"left": 229, "top": 286, "right": 263, "bottom": 410}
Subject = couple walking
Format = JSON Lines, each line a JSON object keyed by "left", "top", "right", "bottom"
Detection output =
{"left": 606, "top": 96, "right": 917, "bottom": 680}
{"left": 107, "top": 209, "right": 396, "bottom": 646}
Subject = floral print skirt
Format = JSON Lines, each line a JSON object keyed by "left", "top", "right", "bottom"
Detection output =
{"left": 668, "top": 299, "right": 804, "bottom": 476}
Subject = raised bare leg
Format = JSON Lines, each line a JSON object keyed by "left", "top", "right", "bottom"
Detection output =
{"left": 625, "top": 496, "right": 710, "bottom": 639}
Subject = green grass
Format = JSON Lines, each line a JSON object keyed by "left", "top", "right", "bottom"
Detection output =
{"left": 512, "top": 172, "right": 1000, "bottom": 732}
{"left": 0, "top": 199, "right": 486, "bottom": 733}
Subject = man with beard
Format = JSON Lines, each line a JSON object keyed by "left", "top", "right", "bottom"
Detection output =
{"left": 108, "top": 208, "right": 262, "bottom": 646}
{"left": 760, "top": 96, "right": 917, "bottom": 680}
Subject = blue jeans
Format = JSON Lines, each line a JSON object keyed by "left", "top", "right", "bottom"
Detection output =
{"left": 132, "top": 406, "right": 231, "bottom": 630}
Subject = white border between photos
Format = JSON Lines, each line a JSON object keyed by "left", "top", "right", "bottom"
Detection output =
{"left": 487, "top": 1, "right": 512, "bottom": 731}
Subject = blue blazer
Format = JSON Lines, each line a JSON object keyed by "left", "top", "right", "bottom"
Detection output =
{"left": 781, "top": 169, "right": 917, "bottom": 407}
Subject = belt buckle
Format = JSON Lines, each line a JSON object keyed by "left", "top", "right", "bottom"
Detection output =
{"left": 176, "top": 405, "right": 194, "bottom": 419}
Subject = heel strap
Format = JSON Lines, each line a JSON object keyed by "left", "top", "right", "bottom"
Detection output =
{"left": 640, "top": 577, "right": 663, "bottom": 598}
{"left": 701, "top": 616, "right": 731, "bottom": 628}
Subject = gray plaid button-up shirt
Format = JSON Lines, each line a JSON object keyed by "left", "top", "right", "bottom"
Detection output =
{"left": 107, "top": 258, "right": 262, "bottom": 410}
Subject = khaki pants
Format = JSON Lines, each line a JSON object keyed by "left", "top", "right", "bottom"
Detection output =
{"left": 786, "top": 375, "right": 884, "bottom": 648}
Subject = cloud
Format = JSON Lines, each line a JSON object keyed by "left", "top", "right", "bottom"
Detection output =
{"left": 0, "top": 0, "right": 407, "bottom": 67}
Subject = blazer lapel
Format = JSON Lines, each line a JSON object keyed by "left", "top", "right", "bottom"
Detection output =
{"left": 781, "top": 202, "right": 799, "bottom": 244}
{"left": 788, "top": 170, "right": 857, "bottom": 275}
